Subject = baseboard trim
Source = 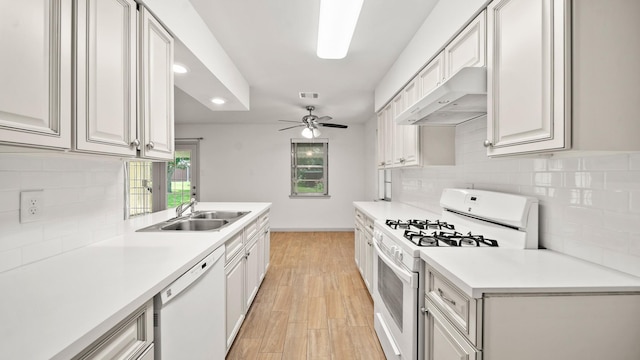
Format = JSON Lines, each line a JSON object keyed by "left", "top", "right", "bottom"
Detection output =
{"left": 270, "top": 228, "right": 354, "bottom": 232}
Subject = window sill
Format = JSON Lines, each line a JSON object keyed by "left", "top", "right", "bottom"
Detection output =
{"left": 289, "top": 195, "right": 331, "bottom": 199}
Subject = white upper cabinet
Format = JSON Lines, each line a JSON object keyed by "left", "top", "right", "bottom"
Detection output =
{"left": 444, "top": 11, "right": 486, "bottom": 79}
{"left": 418, "top": 53, "right": 445, "bottom": 99}
{"left": 383, "top": 105, "right": 394, "bottom": 168}
{"left": 75, "top": 0, "right": 138, "bottom": 156}
{"left": 139, "top": 7, "right": 175, "bottom": 160}
{"left": 486, "top": 0, "right": 569, "bottom": 156}
{"left": 376, "top": 111, "right": 386, "bottom": 168}
{"left": 0, "top": 0, "right": 72, "bottom": 149}
{"left": 486, "top": 0, "right": 640, "bottom": 156}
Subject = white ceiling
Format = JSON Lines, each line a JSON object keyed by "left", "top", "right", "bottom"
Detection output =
{"left": 175, "top": 0, "right": 439, "bottom": 127}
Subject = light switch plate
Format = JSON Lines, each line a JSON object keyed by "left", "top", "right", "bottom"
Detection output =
{"left": 20, "top": 190, "right": 44, "bottom": 223}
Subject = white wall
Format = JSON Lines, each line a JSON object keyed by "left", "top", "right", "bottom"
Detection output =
{"left": 176, "top": 123, "right": 367, "bottom": 230}
{"left": 392, "top": 118, "right": 640, "bottom": 277}
{"left": 374, "top": 0, "right": 487, "bottom": 111}
{"left": 0, "top": 154, "right": 125, "bottom": 273}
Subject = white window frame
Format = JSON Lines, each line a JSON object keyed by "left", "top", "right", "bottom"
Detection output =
{"left": 290, "top": 138, "right": 330, "bottom": 198}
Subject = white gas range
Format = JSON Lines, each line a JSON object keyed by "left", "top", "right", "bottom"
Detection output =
{"left": 372, "top": 188, "right": 539, "bottom": 360}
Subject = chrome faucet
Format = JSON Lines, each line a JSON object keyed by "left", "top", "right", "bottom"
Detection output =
{"left": 176, "top": 198, "right": 197, "bottom": 217}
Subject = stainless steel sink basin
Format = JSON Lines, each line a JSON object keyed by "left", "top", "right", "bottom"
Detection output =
{"left": 136, "top": 210, "right": 251, "bottom": 232}
{"left": 189, "top": 210, "right": 250, "bottom": 220}
{"left": 161, "top": 219, "right": 228, "bottom": 231}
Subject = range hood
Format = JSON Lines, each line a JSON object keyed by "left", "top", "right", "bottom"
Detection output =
{"left": 396, "top": 67, "right": 487, "bottom": 125}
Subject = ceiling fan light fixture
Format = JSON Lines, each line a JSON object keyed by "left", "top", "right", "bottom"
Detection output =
{"left": 301, "top": 127, "right": 314, "bottom": 139}
{"left": 316, "top": 0, "right": 364, "bottom": 59}
{"left": 312, "top": 127, "right": 321, "bottom": 138}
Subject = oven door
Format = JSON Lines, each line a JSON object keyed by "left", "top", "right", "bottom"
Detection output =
{"left": 373, "top": 239, "right": 420, "bottom": 360}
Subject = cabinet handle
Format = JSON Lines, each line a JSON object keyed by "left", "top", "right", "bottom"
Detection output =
{"left": 147, "top": 141, "right": 155, "bottom": 149}
{"left": 420, "top": 307, "right": 428, "bottom": 315}
{"left": 130, "top": 139, "right": 140, "bottom": 148}
{"left": 438, "top": 288, "right": 456, "bottom": 306}
{"left": 483, "top": 140, "right": 493, "bottom": 148}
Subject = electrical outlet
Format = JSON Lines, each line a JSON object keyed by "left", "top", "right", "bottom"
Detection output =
{"left": 20, "top": 190, "right": 44, "bottom": 223}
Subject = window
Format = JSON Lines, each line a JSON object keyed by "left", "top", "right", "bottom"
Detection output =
{"left": 291, "top": 139, "right": 329, "bottom": 197}
{"left": 126, "top": 161, "right": 153, "bottom": 217}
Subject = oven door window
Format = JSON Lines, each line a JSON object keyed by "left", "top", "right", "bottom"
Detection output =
{"left": 378, "top": 256, "right": 404, "bottom": 331}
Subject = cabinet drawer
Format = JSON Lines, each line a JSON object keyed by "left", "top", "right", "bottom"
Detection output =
{"left": 74, "top": 300, "right": 153, "bottom": 360}
{"left": 244, "top": 219, "right": 259, "bottom": 241}
{"left": 355, "top": 209, "right": 365, "bottom": 225}
{"left": 258, "top": 211, "right": 270, "bottom": 229}
{"left": 427, "top": 268, "right": 480, "bottom": 346}
{"left": 225, "top": 232, "right": 244, "bottom": 264}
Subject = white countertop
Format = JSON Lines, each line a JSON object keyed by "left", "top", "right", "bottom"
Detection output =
{"left": 420, "top": 248, "right": 640, "bottom": 298}
{"left": 0, "top": 202, "right": 270, "bottom": 360}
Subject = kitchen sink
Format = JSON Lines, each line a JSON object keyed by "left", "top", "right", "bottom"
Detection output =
{"left": 161, "top": 219, "right": 228, "bottom": 231}
{"left": 189, "top": 210, "right": 250, "bottom": 220}
{"left": 136, "top": 210, "right": 251, "bottom": 232}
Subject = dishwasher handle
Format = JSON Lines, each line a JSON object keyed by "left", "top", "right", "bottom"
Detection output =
{"left": 159, "top": 246, "right": 225, "bottom": 306}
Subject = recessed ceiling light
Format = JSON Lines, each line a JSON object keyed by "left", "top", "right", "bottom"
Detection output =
{"left": 317, "top": 0, "right": 364, "bottom": 59}
{"left": 211, "top": 97, "right": 226, "bottom": 105}
{"left": 173, "top": 64, "right": 189, "bottom": 74}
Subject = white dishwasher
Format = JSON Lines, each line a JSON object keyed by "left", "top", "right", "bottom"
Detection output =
{"left": 154, "top": 246, "right": 225, "bottom": 360}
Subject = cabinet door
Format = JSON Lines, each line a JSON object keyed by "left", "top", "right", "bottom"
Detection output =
{"left": 354, "top": 223, "right": 361, "bottom": 269}
{"left": 401, "top": 126, "right": 420, "bottom": 166}
{"left": 376, "top": 111, "right": 386, "bottom": 168}
{"left": 382, "top": 105, "right": 394, "bottom": 167}
{"left": 0, "top": 0, "right": 72, "bottom": 148}
{"left": 245, "top": 239, "right": 260, "bottom": 309}
{"left": 257, "top": 230, "right": 265, "bottom": 283}
{"left": 444, "top": 11, "right": 486, "bottom": 79}
{"left": 225, "top": 254, "right": 245, "bottom": 350}
{"left": 392, "top": 95, "right": 404, "bottom": 166}
{"left": 418, "top": 53, "right": 445, "bottom": 99}
{"left": 139, "top": 7, "right": 174, "bottom": 160}
{"left": 364, "top": 230, "right": 373, "bottom": 294}
{"left": 403, "top": 78, "right": 419, "bottom": 111}
{"left": 486, "top": 0, "right": 570, "bottom": 156}
{"left": 263, "top": 228, "right": 270, "bottom": 273}
{"left": 75, "top": 0, "right": 137, "bottom": 156}
{"left": 424, "top": 299, "right": 479, "bottom": 360}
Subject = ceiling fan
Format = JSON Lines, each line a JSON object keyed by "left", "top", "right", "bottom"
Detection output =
{"left": 278, "top": 106, "right": 348, "bottom": 138}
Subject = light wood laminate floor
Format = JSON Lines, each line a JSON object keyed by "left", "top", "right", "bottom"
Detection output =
{"left": 226, "top": 232, "right": 385, "bottom": 360}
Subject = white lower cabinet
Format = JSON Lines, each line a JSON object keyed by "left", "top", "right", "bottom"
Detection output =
{"left": 244, "top": 237, "right": 260, "bottom": 308}
{"left": 225, "top": 250, "right": 245, "bottom": 350}
{"left": 225, "top": 211, "right": 270, "bottom": 353}
{"left": 423, "top": 298, "right": 479, "bottom": 360}
{"left": 423, "top": 265, "right": 640, "bottom": 360}
{"left": 354, "top": 209, "right": 374, "bottom": 295}
{"left": 74, "top": 300, "right": 154, "bottom": 360}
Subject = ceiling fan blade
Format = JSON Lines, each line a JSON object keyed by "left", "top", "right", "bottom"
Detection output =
{"left": 316, "top": 116, "right": 333, "bottom": 122}
{"left": 278, "top": 120, "right": 300, "bottom": 123}
{"left": 278, "top": 124, "right": 305, "bottom": 131}
{"left": 319, "top": 123, "right": 348, "bottom": 129}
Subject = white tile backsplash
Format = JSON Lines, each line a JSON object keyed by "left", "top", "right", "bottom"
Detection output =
{"left": 0, "top": 153, "right": 125, "bottom": 273}
{"left": 394, "top": 117, "right": 640, "bottom": 277}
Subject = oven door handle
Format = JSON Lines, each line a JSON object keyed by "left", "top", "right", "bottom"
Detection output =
{"left": 373, "top": 240, "right": 418, "bottom": 288}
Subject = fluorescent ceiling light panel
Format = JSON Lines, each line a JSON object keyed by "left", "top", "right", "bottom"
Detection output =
{"left": 317, "top": 0, "right": 364, "bottom": 59}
